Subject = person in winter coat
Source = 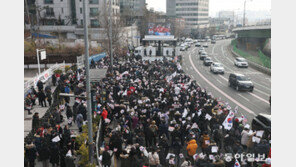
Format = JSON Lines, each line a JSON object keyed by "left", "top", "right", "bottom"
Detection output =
{"left": 186, "top": 139, "right": 198, "bottom": 159}
{"left": 52, "top": 74, "right": 57, "bottom": 86}
{"left": 38, "top": 139, "right": 50, "bottom": 167}
{"left": 32, "top": 112, "right": 40, "bottom": 132}
{"left": 46, "top": 91, "right": 52, "bottom": 106}
{"left": 49, "top": 142, "right": 60, "bottom": 167}
{"left": 65, "top": 150, "right": 75, "bottom": 167}
{"left": 38, "top": 90, "right": 47, "bottom": 107}
{"left": 181, "top": 157, "right": 192, "bottom": 167}
{"left": 25, "top": 143, "right": 38, "bottom": 167}
{"left": 201, "top": 132, "right": 210, "bottom": 153}
{"left": 101, "top": 108, "right": 108, "bottom": 120}
{"left": 241, "top": 126, "right": 256, "bottom": 150}
{"left": 102, "top": 146, "right": 113, "bottom": 167}
{"left": 37, "top": 80, "right": 44, "bottom": 92}
{"left": 148, "top": 149, "right": 160, "bottom": 167}
{"left": 76, "top": 113, "right": 83, "bottom": 132}
{"left": 25, "top": 94, "right": 33, "bottom": 115}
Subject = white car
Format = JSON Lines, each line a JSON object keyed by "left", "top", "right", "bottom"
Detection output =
{"left": 203, "top": 43, "right": 208, "bottom": 48}
{"left": 199, "top": 47, "right": 205, "bottom": 54}
{"left": 234, "top": 57, "right": 248, "bottom": 68}
{"left": 210, "top": 62, "right": 225, "bottom": 74}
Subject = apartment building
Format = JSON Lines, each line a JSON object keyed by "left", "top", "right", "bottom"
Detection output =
{"left": 166, "top": 0, "right": 209, "bottom": 30}
{"left": 35, "top": 0, "right": 120, "bottom": 27}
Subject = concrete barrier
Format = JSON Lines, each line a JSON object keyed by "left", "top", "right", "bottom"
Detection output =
{"left": 228, "top": 45, "right": 271, "bottom": 76}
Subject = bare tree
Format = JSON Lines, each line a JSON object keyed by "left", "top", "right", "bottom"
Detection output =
{"left": 96, "top": 1, "right": 128, "bottom": 57}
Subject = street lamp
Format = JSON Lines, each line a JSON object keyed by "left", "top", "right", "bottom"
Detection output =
{"left": 243, "top": 0, "right": 252, "bottom": 27}
{"left": 82, "top": 0, "right": 94, "bottom": 163}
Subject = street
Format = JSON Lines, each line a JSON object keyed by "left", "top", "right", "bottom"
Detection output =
{"left": 182, "top": 39, "right": 271, "bottom": 123}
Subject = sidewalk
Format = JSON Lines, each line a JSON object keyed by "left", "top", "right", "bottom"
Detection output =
{"left": 24, "top": 82, "right": 80, "bottom": 167}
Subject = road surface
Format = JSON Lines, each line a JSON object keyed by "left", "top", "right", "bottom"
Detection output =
{"left": 181, "top": 39, "right": 271, "bottom": 123}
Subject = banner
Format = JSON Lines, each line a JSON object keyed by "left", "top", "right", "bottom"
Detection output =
{"left": 148, "top": 23, "right": 172, "bottom": 36}
{"left": 222, "top": 111, "right": 235, "bottom": 130}
{"left": 40, "top": 50, "right": 46, "bottom": 60}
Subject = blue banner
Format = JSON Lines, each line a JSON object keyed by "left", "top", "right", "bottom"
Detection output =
{"left": 89, "top": 52, "right": 107, "bottom": 64}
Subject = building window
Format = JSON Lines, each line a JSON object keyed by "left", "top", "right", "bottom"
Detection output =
{"left": 61, "top": 0, "right": 63, "bottom": 2}
{"left": 90, "top": 8, "right": 98, "bottom": 16}
{"left": 91, "top": 19, "right": 99, "bottom": 27}
{"left": 81, "top": 20, "right": 83, "bottom": 25}
{"left": 80, "top": 8, "right": 82, "bottom": 14}
{"left": 44, "top": 0, "right": 53, "bottom": 4}
{"left": 89, "top": 0, "right": 99, "bottom": 4}
{"left": 45, "top": 8, "right": 54, "bottom": 16}
{"left": 62, "top": 8, "right": 64, "bottom": 14}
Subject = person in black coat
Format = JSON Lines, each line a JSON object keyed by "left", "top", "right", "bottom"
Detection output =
{"left": 25, "top": 143, "right": 37, "bottom": 167}
{"left": 38, "top": 139, "right": 50, "bottom": 167}
{"left": 52, "top": 74, "right": 57, "bottom": 86}
{"left": 38, "top": 90, "right": 47, "bottom": 107}
{"left": 32, "top": 113, "right": 40, "bottom": 132}
{"left": 49, "top": 142, "right": 60, "bottom": 167}
{"left": 102, "top": 146, "right": 113, "bottom": 167}
{"left": 37, "top": 80, "right": 44, "bottom": 92}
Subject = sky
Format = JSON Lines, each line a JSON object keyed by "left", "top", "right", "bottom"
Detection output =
{"left": 146, "top": 0, "right": 271, "bottom": 17}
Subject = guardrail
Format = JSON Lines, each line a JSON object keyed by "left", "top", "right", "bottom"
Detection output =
{"left": 228, "top": 45, "right": 271, "bottom": 76}
{"left": 96, "top": 118, "right": 103, "bottom": 167}
{"left": 24, "top": 62, "right": 66, "bottom": 97}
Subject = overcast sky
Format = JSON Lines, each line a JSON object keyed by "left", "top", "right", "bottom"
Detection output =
{"left": 146, "top": 0, "right": 271, "bottom": 17}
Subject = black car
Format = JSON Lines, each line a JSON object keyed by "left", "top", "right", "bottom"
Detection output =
{"left": 203, "top": 57, "right": 213, "bottom": 66}
{"left": 228, "top": 73, "right": 254, "bottom": 92}
{"left": 252, "top": 113, "right": 271, "bottom": 139}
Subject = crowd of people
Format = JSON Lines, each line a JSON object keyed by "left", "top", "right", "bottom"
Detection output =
{"left": 25, "top": 71, "right": 82, "bottom": 167}
{"left": 92, "top": 54, "right": 271, "bottom": 167}
{"left": 24, "top": 51, "right": 271, "bottom": 167}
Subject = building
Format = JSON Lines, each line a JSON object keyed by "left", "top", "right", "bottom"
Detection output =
{"left": 120, "top": 0, "right": 146, "bottom": 17}
{"left": 218, "top": 11, "right": 234, "bottom": 21}
{"left": 28, "top": 0, "right": 139, "bottom": 46}
{"left": 35, "top": 0, "right": 120, "bottom": 27}
{"left": 166, "top": 0, "right": 209, "bottom": 31}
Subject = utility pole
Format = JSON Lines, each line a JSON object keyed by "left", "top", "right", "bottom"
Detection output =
{"left": 82, "top": 0, "right": 93, "bottom": 163}
{"left": 109, "top": 0, "right": 113, "bottom": 72}
{"left": 243, "top": 0, "right": 246, "bottom": 26}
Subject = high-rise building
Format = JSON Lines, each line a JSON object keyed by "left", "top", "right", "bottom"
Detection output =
{"left": 166, "top": 0, "right": 209, "bottom": 30}
{"left": 120, "top": 0, "right": 146, "bottom": 17}
{"left": 35, "top": 0, "right": 120, "bottom": 27}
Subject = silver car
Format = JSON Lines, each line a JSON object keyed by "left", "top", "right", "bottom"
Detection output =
{"left": 210, "top": 62, "right": 225, "bottom": 74}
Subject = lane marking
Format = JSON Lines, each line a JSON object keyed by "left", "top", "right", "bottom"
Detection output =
{"left": 188, "top": 53, "right": 256, "bottom": 115}
{"left": 254, "top": 88, "right": 270, "bottom": 97}
{"left": 238, "top": 94, "right": 250, "bottom": 102}
{"left": 216, "top": 79, "right": 223, "bottom": 84}
{"left": 253, "top": 82, "right": 271, "bottom": 91}
{"left": 249, "top": 93, "right": 270, "bottom": 104}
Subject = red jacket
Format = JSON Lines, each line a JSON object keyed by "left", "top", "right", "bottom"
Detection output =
{"left": 101, "top": 109, "right": 108, "bottom": 120}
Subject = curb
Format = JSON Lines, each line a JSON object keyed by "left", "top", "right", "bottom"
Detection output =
{"left": 228, "top": 45, "right": 271, "bottom": 76}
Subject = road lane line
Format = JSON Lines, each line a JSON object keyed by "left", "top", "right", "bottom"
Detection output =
{"left": 254, "top": 88, "right": 270, "bottom": 97}
{"left": 216, "top": 79, "right": 223, "bottom": 84}
{"left": 222, "top": 46, "right": 235, "bottom": 63}
{"left": 253, "top": 82, "right": 271, "bottom": 91}
{"left": 188, "top": 53, "right": 256, "bottom": 115}
{"left": 249, "top": 93, "right": 270, "bottom": 104}
{"left": 238, "top": 94, "right": 250, "bottom": 102}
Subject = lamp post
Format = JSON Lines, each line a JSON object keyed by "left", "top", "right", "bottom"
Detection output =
{"left": 82, "top": 0, "right": 93, "bottom": 163}
{"left": 109, "top": 0, "right": 113, "bottom": 72}
{"left": 243, "top": 0, "right": 252, "bottom": 27}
